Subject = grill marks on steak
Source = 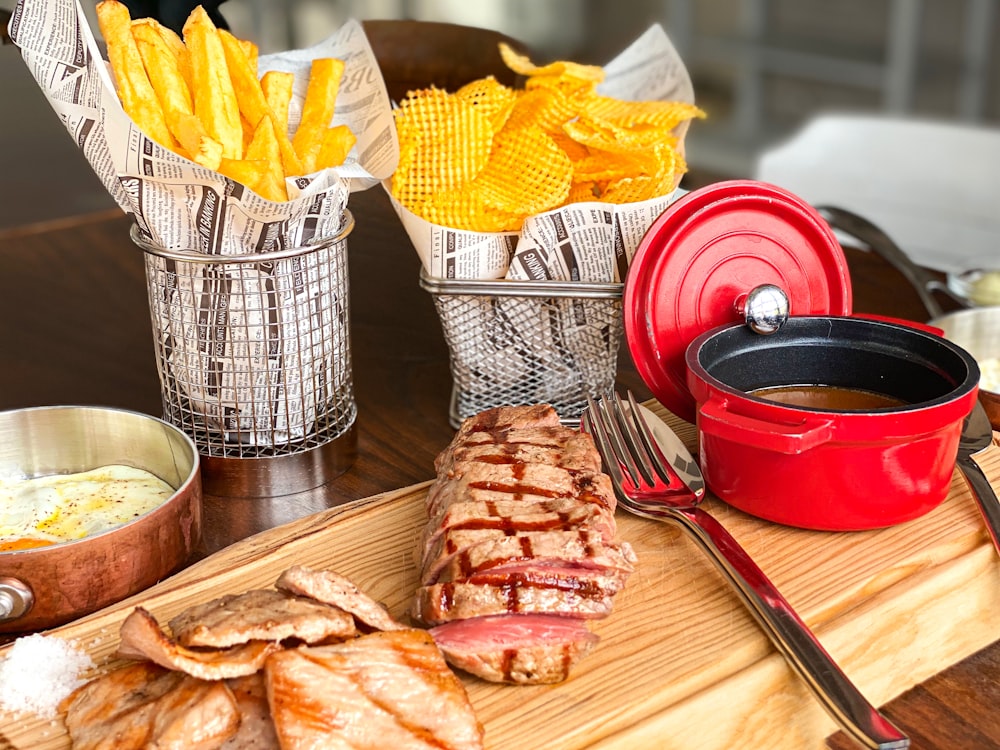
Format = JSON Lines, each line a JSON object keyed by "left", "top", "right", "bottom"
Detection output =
{"left": 415, "top": 404, "right": 636, "bottom": 684}
{"left": 425, "top": 461, "right": 617, "bottom": 521}
{"left": 423, "top": 528, "right": 636, "bottom": 587}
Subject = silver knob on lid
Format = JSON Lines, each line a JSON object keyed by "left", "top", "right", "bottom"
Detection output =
{"left": 744, "top": 284, "right": 790, "bottom": 335}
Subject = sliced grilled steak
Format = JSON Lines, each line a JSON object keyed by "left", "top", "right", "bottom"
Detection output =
{"left": 167, "top": 588, "right": 356, "bottom": 648}
{"left": 414, "top": 404, "right": 636, "bottom": 684}
{"left": 275, "top": 565, "right": 407, "bottom": 633}
{"left": 424, "top": 496, "right": 617, "bottom": 551}
{"left": 414, "top": 579, "right": 615, "bottom": 625}
{"left": 422, "top": 528, "right": 636, "bottom": 586}
{"left": 429, "top": 614, "right": 599, "bottom": 684}
{"left": 426, "top": 462, "right": 616, "bottom": 520}
{"left": 266, "top": 630, "right": 484, "bottom": 750}
{"left": 436, "top": 430, "right": 603, "bottom": 475}
{"left": 118, "top": 607, "right": 281, "bottom": 680}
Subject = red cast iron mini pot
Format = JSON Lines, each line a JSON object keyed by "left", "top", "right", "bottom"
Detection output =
{"left": 625, "top": 179, "right": 980, "bottom": 531}
{"left": 684, "top": 315, "right": 979, "bottom": 530}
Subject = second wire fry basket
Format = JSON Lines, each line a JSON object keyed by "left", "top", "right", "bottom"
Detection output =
{"left": 420, "top": 270, "right": 624, "bottom": 427}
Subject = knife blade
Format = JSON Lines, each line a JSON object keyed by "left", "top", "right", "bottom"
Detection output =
{"left": 955, "top": 400, "right": 1000, "bottom": 554}
{"left": 634, "top": 401, "right": 706, "bottom": 498}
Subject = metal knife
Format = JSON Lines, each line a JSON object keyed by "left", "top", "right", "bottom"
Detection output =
{"left": 634, "top": 401, "right": 706, "bottom": 498}
{"left": 955, "top": 400, "right": 1000, "bottom": 554}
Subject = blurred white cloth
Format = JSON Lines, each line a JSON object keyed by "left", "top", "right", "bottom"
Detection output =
{"left": 755, "top": 113, "right": 1000, "bottom": 273}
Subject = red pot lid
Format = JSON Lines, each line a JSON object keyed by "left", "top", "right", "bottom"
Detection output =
{"left": 624, "top": 179, "right": 853, "bottom": 423}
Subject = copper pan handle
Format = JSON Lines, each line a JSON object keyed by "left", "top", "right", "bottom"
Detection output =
{"left": 0, "top": 577, "right": 34, "bottom": 622}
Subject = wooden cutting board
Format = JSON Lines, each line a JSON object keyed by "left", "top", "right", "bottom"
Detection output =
{"left": 2, "top": 402, "right": 999, "bottom": 750}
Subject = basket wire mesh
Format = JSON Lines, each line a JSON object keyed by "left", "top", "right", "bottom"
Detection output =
{"left": 134, "top": 216, "right": 356, "bottom": 462}
{"left": 420, "top": 270, "right": 624, "bottom": 427}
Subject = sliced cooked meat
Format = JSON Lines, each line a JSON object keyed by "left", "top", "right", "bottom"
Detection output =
{"left": 445, "top": 563, "right": 631, "bottom": 601}
{"left": 422, "top": 528, "right": 636, "bottom": 586}
{"left": 222, "top": 673, "right": 280, "bottom": 749}
{"left": 61, "top": 661, "right": 240, "bottom": 750}
{"left": 265, "top": 630, "right": 484, "bottom": 750}
{"left": 436, "top": 431, "right": 603, "bottom": 475}
{"left": 275, "top": 565, "right": 407, "bottom": 632}
{"left": 429, "top": 614, "right": 599, "bottom": 684}
{"left": 426, "top": 486, "right": 599, "bottom": 530}
{"left": 415, "top": 404, "right": 636, "bottom": 683}
{"left": 118, "top": 607, "right": 281, "bottom": 680}
{"left": 445, "top": 404, "right": 561, "bottom": 449}
{"left": 425, "top": 463, "right": 616, "bottom": 519}
{"left": 424, "top": 497, "right": 617, "bottom": 550}
{"left": 167, "top": 588, "right": 357, "bottom": 648}
{"left": 413, "top": 579, "right": 615, "bottom": 625}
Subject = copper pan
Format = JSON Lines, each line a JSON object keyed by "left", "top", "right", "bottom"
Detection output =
{"left": 0, "top": 406, "right": 202, "bottom": 633}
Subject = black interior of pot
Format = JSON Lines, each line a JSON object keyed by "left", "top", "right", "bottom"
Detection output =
{"left": 693, "top": 316, "right": 979, "bottom": 408}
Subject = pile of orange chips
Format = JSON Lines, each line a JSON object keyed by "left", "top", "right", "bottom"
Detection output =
{"left": 390, "top": 43, "right": 705, "bottom": 232}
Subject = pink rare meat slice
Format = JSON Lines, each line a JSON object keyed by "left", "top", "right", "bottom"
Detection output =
{"left": 429, "top": 613, "right": 599, "bottom": 684}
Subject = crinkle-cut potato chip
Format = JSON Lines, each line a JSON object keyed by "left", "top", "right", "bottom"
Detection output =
{"left": 572, "top": 150, "right": 653, "bottom": 184}
{"left": 504, "top": 87, "right": 586, "bottom": 137}
{"left": 391, "top": 87, "right": 495, "bottom": 208}
{"left": 583, "top": 95, "right": 706, "bottom": 131}
{"left": 478, "top": 124, "right": 572, "bottom": 217}
{"left": 422, "top": 188, "right": 522, "bottom": 233}
{"left": 390, "top": 42, "right": 705, "bottom": 231}
{"left": 498, "top": 42, "right": 604, "bottom": 85}
{"left": 567, "top": 181, "right": 600, "bottom": 204}
{"left": 455, "top": 77, "right": 518, "bottom": 130}
{"left": 564, "top": 115, "right": 677, "bottom": 153}
{"left": 601, "top": 146, "right": 685, "bottom": 204}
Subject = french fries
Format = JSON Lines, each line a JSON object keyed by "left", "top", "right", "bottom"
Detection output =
{"left": 293, "top": 58, "right": 345, "bottom": 173}
{"left": 131, "top": 18, "right": 222, "bottom": 169}
{"left": 96, "top": 0, "right": 355, "bottom": 202}
{"left": 96, "top": 0, "right": 176, "bottom": 150}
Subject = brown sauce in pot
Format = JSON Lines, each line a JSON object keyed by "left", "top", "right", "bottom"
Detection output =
{"left": 750, "top": 384, "right": 908, "bottom": 411}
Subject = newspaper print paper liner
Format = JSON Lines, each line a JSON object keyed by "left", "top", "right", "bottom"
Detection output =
{"left": 10, "top": 0, "right": 399, "bottom": 446}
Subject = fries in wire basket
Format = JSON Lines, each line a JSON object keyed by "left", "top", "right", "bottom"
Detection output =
{"left": 96, "top": 0, "right": 356, "bottom": 202}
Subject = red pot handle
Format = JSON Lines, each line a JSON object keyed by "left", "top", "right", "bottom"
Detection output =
{"left": 698, "top": 397, "right": 836, "bottom": 454}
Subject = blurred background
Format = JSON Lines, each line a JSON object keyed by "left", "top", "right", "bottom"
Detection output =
{"left": 2, "top": 0, "right": 998, "bottom": 233}
{"left": 215, "top": 0, "right": 1000, "bottom": 179}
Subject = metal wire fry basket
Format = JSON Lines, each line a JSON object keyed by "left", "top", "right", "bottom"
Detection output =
{"left": 419, "top": 269, "right": 624, "bottom": 427}
{"left": 132, "top": 213, "right": 357, "bottom": 497}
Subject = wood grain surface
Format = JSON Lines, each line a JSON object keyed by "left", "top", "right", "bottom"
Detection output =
{"left": 2, "top": 403, "right": 999, "bottom": 750}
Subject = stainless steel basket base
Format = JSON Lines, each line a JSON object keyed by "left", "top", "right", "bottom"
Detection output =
{"left": 200, "top": 421, "right": 357, "bottom": 498}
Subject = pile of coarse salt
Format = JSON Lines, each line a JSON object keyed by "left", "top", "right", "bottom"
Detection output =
{"left": 0, "top": 633, "right": 94, "bottom": 719}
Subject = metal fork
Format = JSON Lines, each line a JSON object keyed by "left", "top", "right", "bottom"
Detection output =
{"left": 584, "top": 392, "right": 909, "bottom": 750}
